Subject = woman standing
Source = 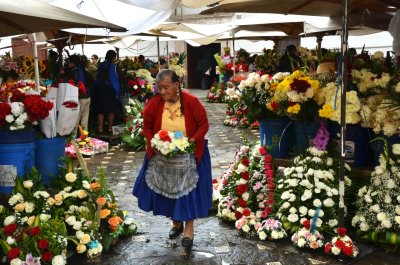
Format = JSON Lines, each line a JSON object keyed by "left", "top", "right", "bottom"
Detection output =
{"left": 133, "top": 69, "right": 212, "bottom": 248}
{"left": 93, "top": 50, "right": 121, "bottom": 134}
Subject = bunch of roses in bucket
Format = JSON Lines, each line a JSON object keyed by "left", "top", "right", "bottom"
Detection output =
{"left": 215, "top": 144, "right": 286, "bottom": 240}
{"left": 0, "top": 86, "right": 53, "bottom": 130}
{"left": 0, "top": 165, "right": 138, "bottom": 263}
{"left": 274, "top": 124, "right": 352, "bottom": 233}
{"left": 125, "top": 69, "right": 154, "bottom": 102}
{"left": 151, "top": 130, "right": 194, "bottom": 158}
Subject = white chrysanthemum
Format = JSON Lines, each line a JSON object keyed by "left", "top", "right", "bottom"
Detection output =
{"left": 288, "top": 213, "right": 299, "bottom": 222}
{"left": 301, "top": 189, "right": 312, "bottom": 201}
{"left": 329, "top": 219, "right": 338, "bottom": 227}
{"left": 323, "top": 198, "right": 335, "bottom": 207}
{"left": 377, "top": 212, "right": 387, "bottom": 221}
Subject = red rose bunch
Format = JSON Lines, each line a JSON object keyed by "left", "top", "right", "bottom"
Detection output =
{"left": 324, "top": 227, "right": 359, "bottom": 257}
{"left": 23, "top": 95, "right": 54, "bottom": 122}
{"left": 0, "top": 102, "right": 11, "bottom": 125}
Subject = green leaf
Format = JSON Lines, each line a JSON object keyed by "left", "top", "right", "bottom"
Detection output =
{"left": 0, "top": 239, "right": 11, "bottom": 254}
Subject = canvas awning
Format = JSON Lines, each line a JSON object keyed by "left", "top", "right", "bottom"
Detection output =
{"left": 0, "top": 0, "right": 126, "bottom": 37}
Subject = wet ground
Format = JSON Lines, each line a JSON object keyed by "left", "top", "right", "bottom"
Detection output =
{"left": 73, "top": 89, "right": 400, "bottom": 265}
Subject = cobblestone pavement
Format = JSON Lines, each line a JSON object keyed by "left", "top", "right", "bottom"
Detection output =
{"left": 72, "top": 89, "right": 400, "bottom": 265}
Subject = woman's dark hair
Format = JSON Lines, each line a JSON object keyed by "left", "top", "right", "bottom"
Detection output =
{"left": 285, "top": 45, "right": 297, "bottom": 55}
{"left": 68, "top": 54, "right": 81, "bottom": 66}
{"left": 156, "top": 69, "right": 184, "bottom": 114}
{"left": 105, "top": 50, "right": 117, "bottom": 61}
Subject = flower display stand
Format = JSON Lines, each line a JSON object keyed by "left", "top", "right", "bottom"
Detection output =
{"left": 259, "top": 118, "right": 292, "bottom": 158}
{"left": 0, "top": 130, "right": 36, "bottom": 193}
{"left": 35, "top": 137, "right": 66, "bottom": 185}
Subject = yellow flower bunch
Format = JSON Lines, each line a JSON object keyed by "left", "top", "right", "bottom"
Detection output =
{"left": 287, "top": 103, "right": 301, "bottom": 114}
{"left": 319, "top": 104, "right": 334, "bottom": 118}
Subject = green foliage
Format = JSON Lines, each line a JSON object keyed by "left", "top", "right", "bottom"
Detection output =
{"left": 255, "top": 48, "right": 280, "bottom": 74}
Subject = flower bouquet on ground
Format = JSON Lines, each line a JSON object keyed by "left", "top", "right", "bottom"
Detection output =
{"left": 274, "top": 123, "right": 352, "bottom": 233}
{"left": 291, "top": 219, "right": 324, "bottom": 249}
{"left": 207, "top": 81, "right": 225, "bottom": 103}
{"left": 150, "top": 130, "right": 194, "bottom": 158}
{"left": 256, "top": 218, "right": 287, "bottom": 240}
{"left": 121, "top": 98, "right": 145, "bottom": 151}
{"left": 325, "top": 228, "right": 359, "bottom": 258}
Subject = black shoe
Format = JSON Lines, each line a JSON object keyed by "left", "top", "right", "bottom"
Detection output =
{"left": 169, "top": 223, "right": 183, "bottom": 239}
{"left": 181, "top": 237, "right": 193, "bottom": 248}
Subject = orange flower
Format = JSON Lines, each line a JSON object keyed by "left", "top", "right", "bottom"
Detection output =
{"left": 90, "top": 182, "right": 101, "bottom": 190}
{"left": 100, "top": 209, "right": 111, "bottom": 219}
{"left": 96, "top": 197, "right": 107, "bottom": 206}
{"left": 108, "top": 216, "right": 123, "bottom": 231}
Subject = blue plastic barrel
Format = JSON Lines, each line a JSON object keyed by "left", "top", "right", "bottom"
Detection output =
{"left": 259, "top": 118, "right": 292, "bottom": 158}
{"left": 35, "top": 137, "right": 66, "bottom": 185}
{"left": 294, "top": 120, "right": 319, "bottom": 154}
{"left": 329, "top": 123, "right": 370, "bottom": 168}
{"left": 0, "top": 130, "right": 36, "bottom": 194}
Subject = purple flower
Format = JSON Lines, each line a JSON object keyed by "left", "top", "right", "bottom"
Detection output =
{"left": 313, "top": 122, "right": 330, "bottom": 151}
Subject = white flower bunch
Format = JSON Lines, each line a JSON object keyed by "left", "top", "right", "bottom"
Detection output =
{"left": 275, "top": 146, "right": 350, "bottom": 233}
{"left": 150, "top": 130, "right": 192, "bottom": 157}
{"left": 353, "top": 143, "right": 400, "bottom": 232}
{"left": 6, "top": 102, "right": 29, "bottom": 130}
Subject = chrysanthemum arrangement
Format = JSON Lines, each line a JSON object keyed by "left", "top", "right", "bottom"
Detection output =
{"left": 353, "top": 142, "right": 400, "bottom": 234}
{"left": 150, "top": 130, "right": 194, "bottom": 157}
{"left": 275, "top": 123, "right": 352, "bottom": 233}
{"left": 266, "top": 70, "right": 320, "bottom": 122}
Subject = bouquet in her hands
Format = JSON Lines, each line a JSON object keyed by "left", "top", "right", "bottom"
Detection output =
{"left": 150, "top": 130, "right": 195, "bottom": 158}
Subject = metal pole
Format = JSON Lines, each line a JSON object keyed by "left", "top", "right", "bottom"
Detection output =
{"left": 32, "top": 33, "right": 40, "bottom": 91}
{"left": 157, "top": 36, "right": 160, "bottom": 72}
{"left": 339, "top": 0, "right": 350, "bottom": 227}
{"left": 232, "top": 33, "right": 236, "bottom": 75}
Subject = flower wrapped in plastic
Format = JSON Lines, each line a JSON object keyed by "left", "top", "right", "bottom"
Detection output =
{"left": 291, "top": 219, "right": 324, "bottom": 249}
{"left": 257, "top": 218, "right": 287, "bottom": 240}
{"left": 150, "top": 130, "right": 195, "bottom": 158}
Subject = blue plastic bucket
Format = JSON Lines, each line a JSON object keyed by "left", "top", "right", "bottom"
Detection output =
{"left": 259, "top": 118, "right": 292, "bottom": 158}
{"left": 0, "top": 132, "right": 36, "bottom": 194}
{"left": 35, "top": 137, "right": 66, "bottom": 185}
{"left": 329, "top": 123, "right": 370, "bottom": 168}
{"left": 294, "top": 120, "right": 319, "bottom": 154}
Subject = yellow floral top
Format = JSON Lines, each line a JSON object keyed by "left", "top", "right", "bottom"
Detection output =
{"left": 161, "top": 100, "right": 187, "bottom": 136}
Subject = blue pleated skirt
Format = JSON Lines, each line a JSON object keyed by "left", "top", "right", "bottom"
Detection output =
{"left": 132, "top": 144, "right": 212, "bottom": 221}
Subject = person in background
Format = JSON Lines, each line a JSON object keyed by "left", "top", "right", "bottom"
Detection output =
{"left": 316, "top": 48, "right": 337, "bottom": 74}
{"left": 278, "top": 45, "right": 303, "bottom": 73}
{"left": 138, "top": 55, "right": 145, "bottom": 68}
{"left": 67, "top": 55, "right": 91, "bottom": 136}
{"left": 48, "top": 50, "right": 64, "bottom": 82}
{"left": 248, "top": 54, "right": 258, "bottom": 72}
{"left": 133, "top": 69, "right": 212, "bottom": 249}
{"left": 93, "top": 50, "right": 121, "bottom": 134}
{"left": 91, "top": 54, "right": 100, "bottom": 65}
{"left": 195, "top": 57, "right": 211, "bottom": 90}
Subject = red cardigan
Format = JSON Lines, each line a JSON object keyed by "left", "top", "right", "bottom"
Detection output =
{"left": 143, "top": 91, "right": 209, "bottom": 162}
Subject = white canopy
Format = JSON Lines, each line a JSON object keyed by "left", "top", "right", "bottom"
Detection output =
{"left": 0, "top": 0, "right": 126, "bottom": 38}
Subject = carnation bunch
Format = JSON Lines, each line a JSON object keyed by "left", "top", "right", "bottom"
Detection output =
{"left": 291, "top": 219, "right": 324, "bottom": 249}
{"left": 216, "top": 145, "right": 277, "bottom": 239}
{"left": 324, "top": 228, "right": 359, "bottom": 258}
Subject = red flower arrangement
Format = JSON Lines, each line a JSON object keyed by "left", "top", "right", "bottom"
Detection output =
{"left": 324, "top": 227, "right": 359, "bottom": 258}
